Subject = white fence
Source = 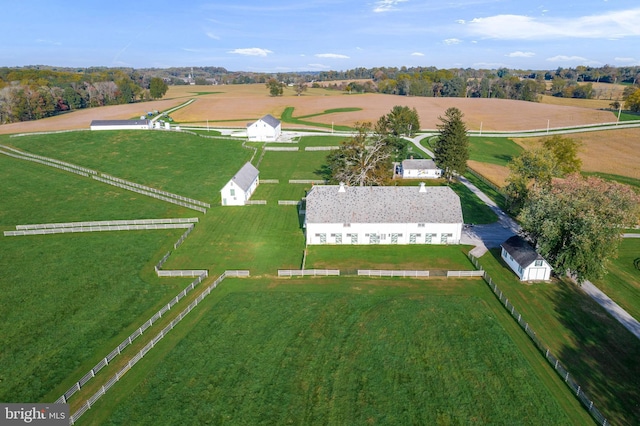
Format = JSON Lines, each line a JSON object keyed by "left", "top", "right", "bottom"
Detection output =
{"left": 446, "top": 270, "right": 485, "bottom": 277}
{"left": 15, "top": 218, "right": 198, "bottom": 231}
{"left": 278, "top": 200, "right": 301, "bottom": 205}
{"left": 99, "top": 174, "right": 210, "bottom": 208}
{"left": 93, "top": 176, "right": 207, "bottom": 213}
{"left": 278, "top": 269, "right": 340, "bottom": 277}
{"left": 260, "top": 179, "right": 280, "bottom": 183}
{"left": 264, "top": 147, "right": 298, "bottom": 151}
{"left": 0, "top": 148, "right": 91, "bottom": 177}
{"left": 289, "top": 179, "right": 326, "bottom": 184}
{"left": 66, "top": 270, "right": 249, "bottom": 424}
{"left": 156, "top": 270, "right": 208, "bottom": 277}
{"left": 305, "top": 146, "right": 339, "bottom": 151}
{"left": 358, "top": 270, "right": 430, "bottom": 278}
{"left": 245, "top": 200, "right": 267, "bottom": 205}
{"left": 4, "top": 223, "right": 194, "bottom": 237}
{"left": 173, "top": 224, "right": 195, "bottom": 250}
{"left": 0, "top": 144, "right": 98, "bottom": 175}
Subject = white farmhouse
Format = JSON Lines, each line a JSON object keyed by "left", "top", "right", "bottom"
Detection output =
{"left": 90, "top": 119, "right": 152, "bottom": 131}
{"left": 246, "top": 114, "right": 281, "bottom": 142}
{"left": 220, "top": 162, "right": 260, "bottom": 206}
{"left": 500, "top": 235, "right": 552, "bottom": 281}
{"left": 305, "top": 183, "right": 463, "bottom": 245}
{"left": 401, "top": 159, "right": 442, "bottom": 179}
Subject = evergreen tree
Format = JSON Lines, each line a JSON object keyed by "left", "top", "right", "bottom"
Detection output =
{"left": 433, "top": 107, "right": 469, "bottom": 182}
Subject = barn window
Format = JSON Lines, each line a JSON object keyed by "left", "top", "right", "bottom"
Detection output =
{"left": 409, "top": 233, "right": 418, "bottom": 244}
{"left": 335, "top": 233, "right": 342, "bottom": 244}
{"left": 230, "top": 189, "right": 235, "bottom": 196}
{"left": 425, "top": 233, "right": 436, "bottom": 243}
{"left": 418, "top": 223, "right": 425, "bottom": 228}
{"left": 391, "top": 233, "right": 399, "bottom": 244}
{"left": 350, "top": 233, "right": 358, "bottom": 244}
{"left": 441, "top": 233, "right": 453, "bottom": 244}
{"left": 534, "top": 260, "right": 543, "bottom": 267}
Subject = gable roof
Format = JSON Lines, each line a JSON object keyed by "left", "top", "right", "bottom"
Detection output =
{"left": 227, "top": 162, "right": 259, "bottom": 192}
{"left": 402, "top": 159, "right": 439, "bottom": 170}
{"left": 501, "top": 235, "right": 546, "bottom": 267}
{"left": 248, "top": 114, "right": 280, "bottom": 129}
{"left": 305, "top": 185, "right": 463, "bottom": 224}
{"left": 90, "top": 119, "right": 150, "bottom": 126}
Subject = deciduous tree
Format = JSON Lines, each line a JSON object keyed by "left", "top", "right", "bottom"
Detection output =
{"left": 433, "top": 107, "right": 469, "bottom": 182}
{"left": 266, "top": 78, "right": 283, "bottom": 97}
{"left": 520, "top": 174, "right": 640, "bottom": 283}
{"left": 149, "top": 77, "right": 168, "bottom": 99}
{"left": 377, "top": 105, "right": 420, "bottom": 137}
{"left": 625, "top": 88, "right": 640, "bottom": 112}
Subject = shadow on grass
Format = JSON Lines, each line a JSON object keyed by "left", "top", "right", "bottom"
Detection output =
{"left": 550, "top": 279, "right": 640, "bottom": 425}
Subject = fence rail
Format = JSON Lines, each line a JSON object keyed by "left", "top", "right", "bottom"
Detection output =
{"left": 467, "top": 253, "right": 609, "bottom": 426}
{"left": 99, "top": 174, "right": 210, "bottom": 208}
{"left": 278, "top": 200, "right": 301, "bottom": 205}
{"left": 0, "top": 144, "right": 97, "bottom": 175}
{"left": 446, "top": 270, "right": 485, "bottom": 277}
{"left": 278, "top": 269, "right": 340, "bottom": 277}
{"left": 245, "top": 200, "right": 267, "bottom": 205}
{"left": 5, "top": 223, "right": 193, "bottom": 237}
{"left": 264, "top": 147, "right": 298, "bottom": 151}
{"left": 304, "top": 146, "right": 339, "bottom": 151}
{"left": 358, "top": 270, "right": 430, "bottom": 277}
{"left": 0, "top": 149, "right": 91, "bottom": 177}
{"left": 289, "top": 179, "right": 326, "bottom": 184}
{"left": 156, "top": 270, "right": 208, "bottom": 277}
{"left": 15, "top": 218, "right": 198, "bottom": 230}
{"left": 66, "top": 271, "right": 248, "bottom": 424}
{"left": 260, "top": 179, "right": 280, "bottom": 183}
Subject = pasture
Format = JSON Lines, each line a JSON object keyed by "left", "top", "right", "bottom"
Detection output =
{"left": 80, "top": 278, "right": 590, "bottom": 425}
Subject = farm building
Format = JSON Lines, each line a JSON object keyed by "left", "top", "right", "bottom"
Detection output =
{"left": 247, "top": 114, "right": 281, "bottom": 141}
{"left": 90, "top": 119, "right": 152, "bottom": 131}
{"left": 500, "top": 235, "right": 552, "bottom": 281}
{"left": 401, "top": 159, "right": 442, "bottom": 179}
{"left": 304, "top": 183, "right": 463, "bottom": 245}
{"left": 220, "top": 162, "right": 260, "bottom": 206}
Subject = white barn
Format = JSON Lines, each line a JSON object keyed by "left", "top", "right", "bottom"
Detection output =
{"left": 90, "top": 119, "right": 152, "bottom": 131}
{"left": 220, "top": 162, "right": 260, "bottom": 206}
{"left": 500, "top": 235, "right": 552, "bottom": 281}
{"left": 247, "top": 114, "right": 281, "bottom": 142}
{"left": 401, "top": 159, "right": 442, "bottom": 179}
{"left": 305, "top": 183, "right": 463, "bottom": 245}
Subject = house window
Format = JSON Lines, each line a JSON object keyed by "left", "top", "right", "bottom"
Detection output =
{"left": 391, "top": 233, "right": 399, "bottom": 244}
{"left": 409, "top": 233, "right": 418, "bottom": 244}
{"left": 351, "top": 233, "right": 358, "bottom": 244}
{"left": 335, "top": 233, "right": 342, "bottom": 244}
{"left": 441, "top": 233, "right": 453, "bottom": 244}
{"left": 369, "top": 233, "right": 380, "bottom": 244}
{"left": 518, "top": 265, "right": 524, "bottom": 274}
{"left": 534, "top": 260, "right": 543, "bottom": 267}
{"left": 230, "top": 189, "right": 235, "bottom": 196}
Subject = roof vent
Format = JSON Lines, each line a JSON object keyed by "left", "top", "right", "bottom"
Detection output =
{"left": 338, "top": 182, "right": 346, "bottom": 193}
{"left": 419, "top": 182, "right": 426, "bottom": 193}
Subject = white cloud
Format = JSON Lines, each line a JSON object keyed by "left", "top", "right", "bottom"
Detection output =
{"left": 411, "top": 52, "right": 425, "bottom": 56}
{"left": 228, "top": 48, "right": 273, "bottom": 57}
{"left": 205, "top": 31, "right": 220, "bottom": 40}
{"left": 546, "top": 55, "right": 587, "bottom": 62}
{"left": 373, "top": 0, "right": 409, "bottom": 13}
{"left": 506, "top": 51, "right": 535, "bottom": 58}
{"left": 466, "top": 8, "right": 640, "bottom": 39}
{"left": 456, "top": 19, "right": 466, "bottom": 25}
{"left": 443, "top": 38, "right": 462, "bottom": 45}
{"left": 315, "top": 53, "right": 350, "bottom": 59}
{"left": 307, "top": 63, "right": 331, "bottom": 69}
{"left": 615, "top": 57, "right": 638, "bottom": 63}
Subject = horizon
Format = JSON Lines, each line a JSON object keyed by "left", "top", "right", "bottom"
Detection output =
{"left": 1, "top": 1, "right": 639, "bottom": 72}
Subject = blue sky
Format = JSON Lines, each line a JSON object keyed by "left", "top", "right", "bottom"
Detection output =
{"left": 1, "top": 0, "right": 639, "bottom": 71}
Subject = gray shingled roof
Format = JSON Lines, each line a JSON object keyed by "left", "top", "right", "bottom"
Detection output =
{"left": 229, "top": 162, "right": 259, "bottom": 192}
{"left": 247, "top": 114, "right": 280, "bottom": 129}
{"left": 501, "top": 235, "right": 545, "bottom": 267}
{"left": 402, "top": 159, "right": 438, "bottom": 170}
{"left": 305, "top": 185, "right": 463, "bottom": 224}
{"left": 90, "top": 119, "right": 150, "bottom": 126}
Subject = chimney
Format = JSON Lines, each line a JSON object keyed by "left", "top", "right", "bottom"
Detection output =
{"left": 419, "top": 182, "right": 426, "bottom": 193}
{"left": 338, "top": 182, "right": 346, "bottom": 193}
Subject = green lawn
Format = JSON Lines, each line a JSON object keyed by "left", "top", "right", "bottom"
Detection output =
{"left": 257, "top": 150, "right": 329, "bottom": 181}
{"left": 2, "top": 131, "right": 252, "bottom": 201}
{"left": 468, "top": 136, "right": 524, "bottom": 166}
{"left": 478, "top": 249, "right": 640, "bottom": 425}
{"left": 449, "top": 181, "right": 498, "bottom": 224}
{"left": 281, "top": 107, "right": 353, "bottom": 131}
{"left": 582, "top": 171, "right": 640, "bottom": 189}
{"left": 592, "top": 238, "right": 640, "bottom": 320}
{"left": 80, "top": 278, "right": 588, "bottom": 425}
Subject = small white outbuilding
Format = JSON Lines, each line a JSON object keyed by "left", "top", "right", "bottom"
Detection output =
{"left": 500, "top": 235, "right": 552, "bottom": 281}
{"left": 220, "top": 162, "right": 260, "bottom": 206}
{"left": 401, "top": 159, "right": 442, "bottom": 179}
{"left": 247, "top": 114, "right": 281, "bottom": 142}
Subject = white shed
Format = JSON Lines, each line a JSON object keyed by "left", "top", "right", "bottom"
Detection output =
{"left": 401, "top": 159, "right": 442, "bottom": 179}
{"left": 220, "top": 162, "right": 260, "bottom": 206}
{"left": 247, "top": 114, "right": 281, "bottom": 142}
{"left": 304, "top": 183, "right": 463, "bottom": 245}
{"left": 90, "top": 119, "right": 152, "bottom": 131}
{"left": 500, "top": 235, "right": 552, "bottom": 281}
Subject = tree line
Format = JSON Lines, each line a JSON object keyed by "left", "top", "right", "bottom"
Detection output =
{"left": 0, "top": 67, "right": 168, "bottom": 124}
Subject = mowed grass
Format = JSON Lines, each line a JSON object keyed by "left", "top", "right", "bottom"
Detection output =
{"left": 82, "top": 278, "right": 584, "bottom": 425}
{"left": 592, "top": 238, "right": 640, "bottom": 320}
{"left": 468, "top": 136, "right": 524, "bottom": 167}
{"left": 257, "top": 149, "right": 329, "bottom": 181}
{"left": 0, "top": 155, "right": 200, "bottom": 402}
{"left": 3, "top": 131, "right": 253, "bottom": 201}
{"left": 478, "top": 249, "right": 640, "bottom": 425}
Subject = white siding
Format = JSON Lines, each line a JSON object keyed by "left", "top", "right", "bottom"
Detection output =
{"left": 402, "top": 168, "right": 442, "bottom": 179}
{"left": 90, "top": 124, "right": 151, "bottom": 131}
{"left": 220, "top": 177, "right": 259, "bottom": 206}
{"left": 247, "top": 119, "right": 281, "bottom": 141}
{"left": 306, "top": 222, "right": 461, "bottom": 245}
{"left": 500, "top": 248, "right": 552, "bottom": 281}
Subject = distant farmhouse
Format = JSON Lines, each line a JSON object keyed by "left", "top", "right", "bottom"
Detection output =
{"left": 247, "top": 114, "right": 281, "bottom": 142}
{"left": 90, "top": 119, "right": 151, "bottom": 131}
{"left": 501, "top": 235, "right": 552, "bottom": 281}
{"left": 401, "top": 159, "right": 442, "bottom": 179}
{"left": 220, "top": 162, "right": 260, "bottom": 206}
{"left": 305, "top": 183, "right": 463, "bottom": 245}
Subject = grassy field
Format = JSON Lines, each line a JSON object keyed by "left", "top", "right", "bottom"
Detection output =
{"left": 0, "top": 155, "right": 197, "bottom": 402}
{"left": 478, "top": 249, "right": 640, "bottom": 425}
{"left": 468, "top": 136, "right": 524, "bottom": 167}
{"left": 592, "top": 238, "right": 640, "bottom": 320}
{"left": 80, "top": 278, "right": 591, "bottom": 425}
{"left": 2, "top": 131, "right": 253, "bottom": 201}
